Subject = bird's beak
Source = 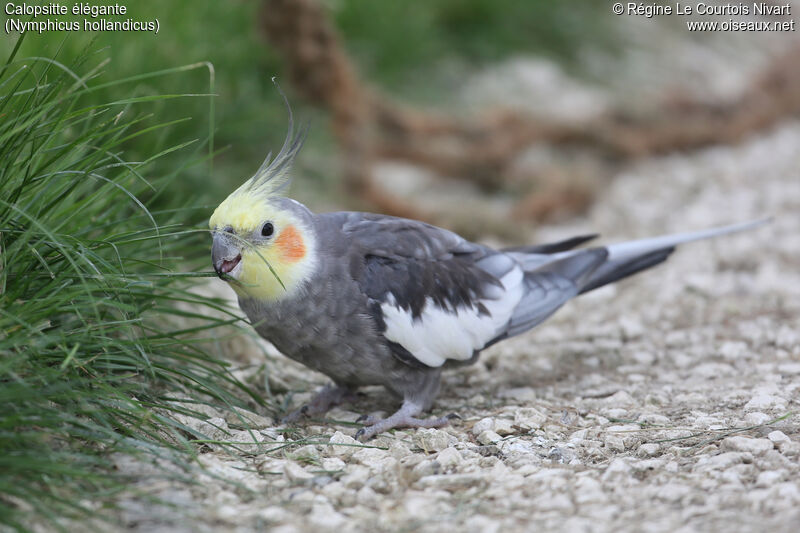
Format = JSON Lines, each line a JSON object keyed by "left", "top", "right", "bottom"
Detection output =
{"left": 212, "top": 232, "right": 243, "bottom": 280}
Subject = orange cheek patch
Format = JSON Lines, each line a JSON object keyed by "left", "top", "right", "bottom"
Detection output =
{"left": 275, "top": 225, "right": 306, "bottom": 262}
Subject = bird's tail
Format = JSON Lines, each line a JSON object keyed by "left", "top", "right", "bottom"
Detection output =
{"left": 579, "top": 217, "right": 770, "bottom": 294}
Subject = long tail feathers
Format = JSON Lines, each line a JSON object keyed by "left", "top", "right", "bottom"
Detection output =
{"left": 605, "top": 218, "right": 770, "bottom": 262}
{"left": 580, "top": 217, "right": 770, "bottom": 293}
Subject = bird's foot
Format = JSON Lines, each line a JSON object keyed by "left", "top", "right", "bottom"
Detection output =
{"left": 355, "top": 403, "right": 460, "bottom": 441}
{"left": 282, "top": 384, "right": 354, "bottom": 424}
{"left": 354, "top": 413, "right": 380, "bottom": 426}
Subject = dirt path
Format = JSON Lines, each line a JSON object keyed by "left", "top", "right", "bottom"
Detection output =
{"left": 113, "top": 119, "right": 800, "bottom": 533}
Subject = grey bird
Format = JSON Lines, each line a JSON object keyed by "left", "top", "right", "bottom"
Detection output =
{"left": 209, "top": 102, "right": 767, "bottom": 440}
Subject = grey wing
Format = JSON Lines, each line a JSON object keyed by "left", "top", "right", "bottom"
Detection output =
{"left": 339, "top": 213, "right": 527, "bottom": 368}
{"left": 494, "top": 248, "right": 609, "bottom": 343}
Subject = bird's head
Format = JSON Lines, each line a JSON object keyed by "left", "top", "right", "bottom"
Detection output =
{"left": 209, "top": 92, "right": 315, "bottom": 301}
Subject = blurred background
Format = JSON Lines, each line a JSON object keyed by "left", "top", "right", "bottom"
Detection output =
{"left": 3, "top": 0, "right": 798, "bottom": 242}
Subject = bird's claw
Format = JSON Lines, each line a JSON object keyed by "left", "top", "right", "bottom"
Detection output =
{"left": 355, "top": 413, "right": 379, "bottom": 425}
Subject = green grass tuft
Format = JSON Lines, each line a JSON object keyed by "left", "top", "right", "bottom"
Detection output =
{"left": 0, "top": 39, "right": 262, "bottom": 531}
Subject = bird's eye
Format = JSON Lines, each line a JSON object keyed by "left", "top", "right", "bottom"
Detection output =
{"left": 261, "top": 222, "right": 274, "bottom": 237}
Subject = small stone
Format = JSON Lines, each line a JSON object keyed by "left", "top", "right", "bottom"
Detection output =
{"left": 779, "top": 441, "right": 800, "bottom": 457}
{"left": 693, "top": 415, "right": 725, "bottom": 430}
{"left": 603, "top": 408, "right": 627, "bottom": 419}
{"left": 356, "top": 486, "right": 379, "bottom": 507}
{"left": 308, "top": 502, "right": 347, "bottom": 529}
{"left": 436, "top": 447, "right": 462, "bottom": 469}
{"left": 388, "top": 441, "right": 413, "bottom": 459}
{"left": 637, "top": 443, "right": 660, "bottom": 457}
{"left": 639, "top": 413, "right": 671, "bottom": 426}
{"left": 414, "top": 428, "right": 454, "bottom": 452}
{"left": 744, "top": 394, "right": 787, "bottom": 412}
{"left": 288, "top": 445, "right": 320, "bottom": 463}
{"left": 352, "top": 446, "right": 389, "bottom": 468}
{"left": 569, "top": 429, "right": 588, "bottom": 442}
{"left": 607, "top": 423, "right": 640, "bottom": 439}
{"left": 721, "top": 436, "right": 774, "bottom": 456}
{"left": 195, "top": 417, "right": 230, "bottom": 441}
{"left": 224, "top": 407, "right": 274, "bottom": 429}
{"left": 604, "top": 434, "right": 625, "bottom": 453}
{"left": 477, "top": 430, "right": 502, "bottom": 445}
{"left": 411, "top": 459, "right": 441, "bottom": 479}
{"left": 471, "top": 417, "right": 495, "bottom": 436}
{"left": 283, "top": 462, "right": 314, "bottom": 483}
{"left": 513, "top": 408, "right": 547, "bottom": 430}
{"left": 416, "top": 473, "right": 487, "bottom": 491}
{"left": 548, "top": 446, "right": 575, "bottom": 464}
{"left": 321, "top": 457, "right": 346, "bottom": 472}
{"left": 340, "top": 465, "right": 370, "bottom": 489}
{"left": 320, "top": 483, "right": 355, "bottom": 507}
{"left": 602, "top": 458, "right": 632, "bottom": 481}
{"left": 768, "top": 430, "right": 790, "bottom": 444}
{"left": 695, "top": 452, "right": 752, "bottom": 471}
{"left": 744, "top": 412, "right": 771, "bottom": 425}
{"left": 328, "top": 431, "right": 359, "bottom": 458}
{"left": 604, "top": 390, "right": 636, "bottom": 407}
{"left": 493, "top": 418, "right": 515, "bottom": 436}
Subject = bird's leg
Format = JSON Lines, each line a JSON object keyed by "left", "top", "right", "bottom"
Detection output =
{"left": 354, "top": 400, "right": 460, "bottom": 441}
{"left": 282, "top": 384, "right": 354, "bottom": 423}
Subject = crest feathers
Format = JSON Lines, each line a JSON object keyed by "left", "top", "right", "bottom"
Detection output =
{"left": 236, "top": 78, "right": 309, "bottom": 199}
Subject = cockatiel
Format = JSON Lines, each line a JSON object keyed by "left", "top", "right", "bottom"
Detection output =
{"left": 210, "top": 98, "right": 766, "bottom": 441}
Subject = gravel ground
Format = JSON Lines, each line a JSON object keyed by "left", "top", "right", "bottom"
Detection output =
{"left": 109, "top": 118, "right": 800, "bottom": 533}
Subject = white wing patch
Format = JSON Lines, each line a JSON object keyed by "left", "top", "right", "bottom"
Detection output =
{"left": 380, "top": 266, "right": 524, "bottom": 367}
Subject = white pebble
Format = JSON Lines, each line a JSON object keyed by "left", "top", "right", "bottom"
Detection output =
{"left": 768, "top": 430, "right": 791, "bottom": 444}
{"left": 513, "top": 408, "right": 547, "bottom": 430}
{"left": 744, "top": 394, "right": 787, "bottom": 411}
{"left": 436, "top": 447, "right": 462, "bottom": 469}
{"left": 477, "top": 430, "right": 502, "bottom": 445}
{"left": 327, "top": 431, "right": 359, "bottom": 458}
{"left": 414, "top": 428, "right": 454, "bottom": 452}
{"left": 471, "top": 417, "right": 495, "bottom": 436}
{"left": 494, "top": 418, "right": 515, "bottom": 436}
{"left": 638, "top": 443, "right": 660, "bottom": 457}
{"left": 722, "top": 436, "right": 774, "bottom": 456}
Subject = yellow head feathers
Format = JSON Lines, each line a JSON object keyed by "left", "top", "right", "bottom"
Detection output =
{"left": 210, "top": 80, "right": 308, "bottom": 230}
{"left": 209, "top": 82, "right": 315, "bottom": 301}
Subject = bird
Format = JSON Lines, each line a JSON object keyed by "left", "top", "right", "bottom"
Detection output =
{"left": 209, "top": 93, "right": 767, "bottom": 441}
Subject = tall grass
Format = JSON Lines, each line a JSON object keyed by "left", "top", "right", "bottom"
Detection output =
{"left": 0, "top": 39, "right": 262, "bottom": 530}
